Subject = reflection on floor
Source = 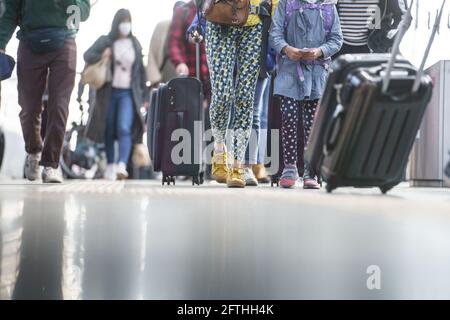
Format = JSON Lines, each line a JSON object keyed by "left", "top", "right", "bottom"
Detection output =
{"left": 0, "top": 180, "right": 450, "bottom": 300}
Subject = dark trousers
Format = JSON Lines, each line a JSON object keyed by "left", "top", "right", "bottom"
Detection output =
{"left": 17, "top": 39, "right": 77, "bottom": 168}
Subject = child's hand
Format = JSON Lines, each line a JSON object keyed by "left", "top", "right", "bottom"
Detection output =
{"left": 302, "top": 48, "right": 323, "bottom": 60}
{"left": 283, "top": 45, "right": 304, "bottom": 61}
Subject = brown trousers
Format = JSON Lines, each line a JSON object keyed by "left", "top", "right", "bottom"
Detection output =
{"left": 17, "top": 38, "right": 77, "bottom": 168}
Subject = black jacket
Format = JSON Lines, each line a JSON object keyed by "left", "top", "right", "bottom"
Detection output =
{"left": 378, "top": 0, "right": 407, "bottom": 30}
{"left": 337, "top": 0, "right": 408, "bottom": 53}
{"left": 370, "top": 0, "right": 408, "bottom": 53}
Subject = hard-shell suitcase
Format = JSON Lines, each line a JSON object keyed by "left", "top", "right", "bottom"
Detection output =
{"left": 305, "top": 0, "right": 444, "bottom": 194}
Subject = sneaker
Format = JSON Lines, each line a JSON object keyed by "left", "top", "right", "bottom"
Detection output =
{"left": 227, "top": 167, "right": 246, "bottom": 188}
{"left": 42, "top": 167, "right": 63, "bottom": 184}
{"left": 116, "top": 162, "right": 129, "bottom": 180}
{"left": 211, "top": 151, "right": 229, "bottom": 184}
{"left": 104, "top": 164, "right": 117, "bottom": 181}
{"left": 303, "top": 161, "right": 321, "bottom": 190}
{"left": 303, "top": 178, "right": 321, "bottom": 190}
{"left": 25, "top": 153, "right": 41, "bottom": 181}
{"left": 252, "top": 164, "right": 270, "bottom": 184}
{"left": 280, "top": 165, "right": 299, "bottom": 189}
{"left": 244, "top": 167, "right": 258, "bottom": 186}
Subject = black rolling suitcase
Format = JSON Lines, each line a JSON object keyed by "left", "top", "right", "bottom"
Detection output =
{"left": 147, "top": 88, "right": 160, "bottom": 169}
{"left": 147, "top": 85, "right": 169, "bottom": 173}
{"left": 306, "top": 0, "right": 444, "bottom": 194}
{"left": 147, "top": 42, "right": 205, "bottom": 186}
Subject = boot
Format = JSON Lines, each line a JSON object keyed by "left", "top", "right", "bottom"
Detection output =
{"left": 252, "top": 164, "right": 270, "bottom": 184}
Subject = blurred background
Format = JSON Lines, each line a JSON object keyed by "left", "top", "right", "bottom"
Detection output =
{"left": 1, "top": 0, "right": 449, "bottom": 178}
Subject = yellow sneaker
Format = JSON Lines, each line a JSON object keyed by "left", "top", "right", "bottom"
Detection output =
{"left": 211, "top": 151, "right": 229, "bottom": 184}
{"left": 252, "top": 164, "right": 270, "bottom": 184}
{"left": 227, "top": 167, "right": 246, "bottom": 188}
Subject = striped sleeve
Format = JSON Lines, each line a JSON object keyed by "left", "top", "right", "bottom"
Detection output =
{"left": 337, "top": 0, "right": 380, "bottom": 46}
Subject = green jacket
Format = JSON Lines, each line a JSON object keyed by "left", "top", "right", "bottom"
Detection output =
{"left": 0, "top": 0, "right": 90, "bottom": 50}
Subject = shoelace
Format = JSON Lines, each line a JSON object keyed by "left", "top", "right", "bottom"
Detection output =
{"left": 230, "top": 168, "right": 244, "bottom": 179}
{"left": 213, "top": 153, "right": 228, "bottom": 172}
{"left": 215, "top": 153, "right": 228, "bottom": 164}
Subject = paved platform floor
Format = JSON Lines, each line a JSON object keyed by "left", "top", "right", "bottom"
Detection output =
{"left": 0, "top": 180, "right": 449, "bottom": 300}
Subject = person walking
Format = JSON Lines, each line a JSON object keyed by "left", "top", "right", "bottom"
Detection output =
{"left": 0, "top": 0, "right": 90, "bottom": 183}
{"left": 336, "top": 0, "right": 407, "bottom": 55}
{"left": 270, "top": 0, "right": 343, "bottom": 189}
{"left": 84, "top": 9, "right": 149, "bottom": 181}
{"left": 147, "top": 1, "right": 187, "bottom": 88}
{"left": 169, "top": 1, "right": 209, "bottom": 83}
{"left": 243, "top": 47, "right": 277, "bottom": 186}
{"left": 206, "top": 0, "right": 278, "bottom": 188}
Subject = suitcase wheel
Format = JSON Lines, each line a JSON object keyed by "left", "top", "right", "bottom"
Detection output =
{"left": 192, "top": 175, "right": 201, "bottom": 186}
{"left": 162, "top": 176, "right": 176, "bottom": 186}
{"left": 380, "top": 185, "right": 394, "bottom": 195}
{"left": 271, "top": 177, "right": 280, "bottom": 188}
{"left": 191, "top": 173, "right": 205, "bottom": 186}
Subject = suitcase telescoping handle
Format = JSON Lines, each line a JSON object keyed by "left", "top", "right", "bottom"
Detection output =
{"left": 196, "top": 42, "right": 201, "bottom": 80}
{"left": 381, "top": 0, "right": 414, "bottom": 94}
{"left": 412, "top": 0, "right": 446, "bottom": 93}
{"left": 382, "top": 0, "right": 447, "bottom": 94}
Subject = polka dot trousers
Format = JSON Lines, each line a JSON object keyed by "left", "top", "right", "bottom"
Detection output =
{"left": 280, "top": 97, "right": 319, "bottom": 166}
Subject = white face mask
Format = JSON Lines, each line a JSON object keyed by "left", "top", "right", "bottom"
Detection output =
{"left": 119, "top": 22, "right": 132, "bottom": 37}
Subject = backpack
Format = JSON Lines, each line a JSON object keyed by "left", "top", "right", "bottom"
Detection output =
{"left": 284, "top": 0, "right": 335, "bottom": 35}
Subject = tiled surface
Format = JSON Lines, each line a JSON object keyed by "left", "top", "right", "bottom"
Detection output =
{"left": 0, "top": 180, "right": 449, "bottom": 300}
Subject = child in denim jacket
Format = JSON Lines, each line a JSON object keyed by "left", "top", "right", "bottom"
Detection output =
{"left": 270, "top": 0, "right": 343, "bottom": 189}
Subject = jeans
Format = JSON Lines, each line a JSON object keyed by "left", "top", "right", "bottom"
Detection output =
{"left": 245, "top": 76, "right": 270, "bottom": 164}
{"left": 105, "top": 88, "right": 135, "bottom": 164}
{"left": 258, "top": 76, "right": 271, "bottom": 164}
